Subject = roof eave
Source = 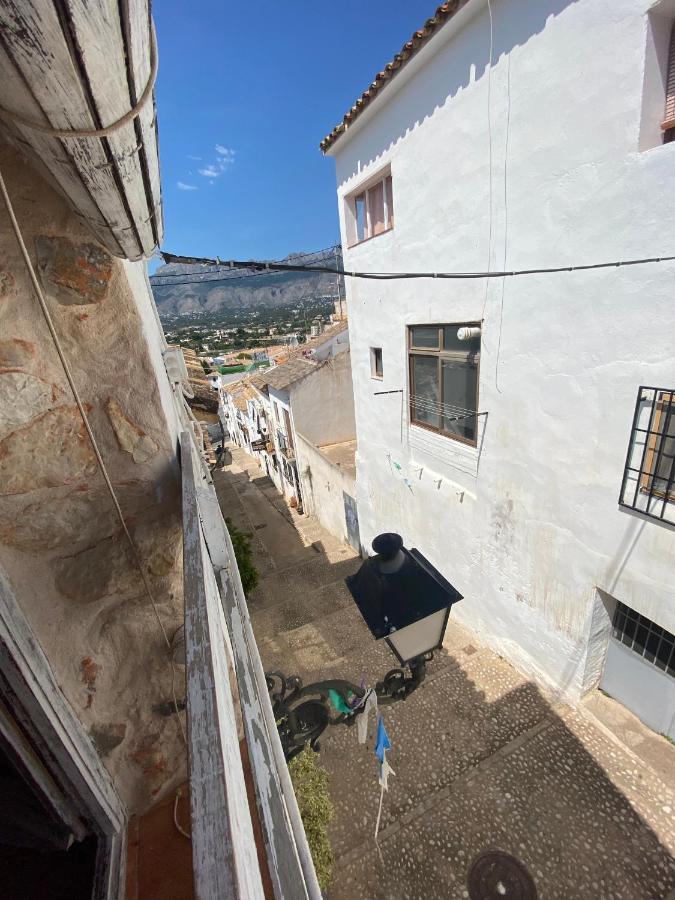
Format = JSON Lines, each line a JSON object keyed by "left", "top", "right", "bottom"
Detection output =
{"left": 320, "top": 0, "right": 476, "bottom": 156}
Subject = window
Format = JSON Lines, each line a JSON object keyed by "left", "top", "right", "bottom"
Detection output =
{"left": 612, "top": 602, "right": 674, "bottom": 677}
{"left": 619, "top": 386, "right": 674, "bottom": 524}
{"left": 642, "top": 390, "right": 675, "bottom": 499}
{"left": 408, "top": 324, "right": 480, "bottom": 446}
{"left": 663, "top": 23, "right": 675, "bottom": 142}
{"left": 370, "top": 347, "right": 383, "bottom": 379}
{"left": 347, "top": 171, "right": 393, "bottom": 246}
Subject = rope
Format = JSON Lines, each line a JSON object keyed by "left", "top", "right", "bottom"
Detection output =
{"left": 0, "top": 163, "right": 186, "bottom": 747}
{"left": 173, "top": 788, "right": 191, "bottom": 839}
{"left": 0, "top": 22, "right": 158, "bottom": 139}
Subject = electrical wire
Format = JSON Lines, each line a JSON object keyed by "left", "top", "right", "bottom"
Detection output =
{"left": 173, "top": 788, "right": 191, "bottom": 839}
{"left": 0, "top": 164, "right": 187, "bottom": 747}
{"left": 481, "top": 0, "right": 495, "bottom": 321}
{"left": 156, "top": 250, "right": 675, "bottom": 287}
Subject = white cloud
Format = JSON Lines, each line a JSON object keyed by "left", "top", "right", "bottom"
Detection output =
{"left": 198, "top": 165, "right": 221, "bottom": 178}
{"left": 187, "top": 154, "right": 202, "bottom": 160}
{"left": 215, "top": 145, "right": 235, "bottom": 157}
{"left": 177, "top": 181, "right": 198, "bottom": 191}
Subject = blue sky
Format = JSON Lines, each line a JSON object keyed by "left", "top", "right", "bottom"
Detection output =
{"left": 153, "top": 1, "right": 434, "bottom": 267}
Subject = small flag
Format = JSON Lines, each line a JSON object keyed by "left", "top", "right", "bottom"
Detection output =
{"left": 374, "top": 716, "right": 391, "bottom": 764}
{"left": 374, "top": 715, "right": 394, "bottom": 841}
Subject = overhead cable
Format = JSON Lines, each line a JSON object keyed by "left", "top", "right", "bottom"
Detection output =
{"left": 157, "top": 249, "right": 675, "bottom": 287}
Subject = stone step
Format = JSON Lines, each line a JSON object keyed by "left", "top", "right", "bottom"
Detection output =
{"left": 247, "top": 554, "right": 361, "bottom": 612}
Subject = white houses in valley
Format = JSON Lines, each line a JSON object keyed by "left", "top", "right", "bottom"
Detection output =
{"left": 322, "top": 0, "right": 675, "bottom": 735}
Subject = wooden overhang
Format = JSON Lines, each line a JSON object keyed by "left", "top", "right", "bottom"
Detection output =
{"left": 0, "top": 0, "right": 162, "bottom": 260}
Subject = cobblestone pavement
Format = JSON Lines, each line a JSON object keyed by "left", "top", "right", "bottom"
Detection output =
{"left": 214, "top": 447, "right": 675, "bottom": 900}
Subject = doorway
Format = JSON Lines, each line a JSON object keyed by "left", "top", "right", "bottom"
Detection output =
{"left": 0, "top": 735, "right": 98, "bottom": 899}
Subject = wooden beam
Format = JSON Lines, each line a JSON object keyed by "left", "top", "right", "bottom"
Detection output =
{"left": 181, "top": 431, "right": 265, "bottom": 900}
{"left": 195, "top": 485, "right": 321, "bottom": 900}
{"left": 0, "top": 0, "right": 163, "bottom": 259}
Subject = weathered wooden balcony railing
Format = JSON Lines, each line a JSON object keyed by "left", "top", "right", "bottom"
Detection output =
{"left": 180, "top": 432, "right": 320, "bottom": 900}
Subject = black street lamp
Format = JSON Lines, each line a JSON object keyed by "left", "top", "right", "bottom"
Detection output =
{"left": 267, "top": 533, "right": 462, "bottom": 760}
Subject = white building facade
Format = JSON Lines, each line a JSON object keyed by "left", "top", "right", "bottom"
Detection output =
{"left": 325, "top": 0, "right": 675, "bottom": 731}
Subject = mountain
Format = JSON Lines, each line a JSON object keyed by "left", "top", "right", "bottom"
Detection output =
{"left": 150, "top": 247, "right": 343, "bottom": 321}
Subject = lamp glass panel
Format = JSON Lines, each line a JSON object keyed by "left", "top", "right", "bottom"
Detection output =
{"left": 387, "top": 608, "right": 447, "bottom": 663}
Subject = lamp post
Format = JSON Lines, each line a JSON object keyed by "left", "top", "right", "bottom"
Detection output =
{"left": 267, "top": 533, "right": 462, "bottom": 761}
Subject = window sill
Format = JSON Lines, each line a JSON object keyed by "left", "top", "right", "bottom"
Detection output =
{"left": 410, "top": 419, "right": 478, "bottom": 450}
{"left": 347, "top": 226, "right": 393, "bottom": 250}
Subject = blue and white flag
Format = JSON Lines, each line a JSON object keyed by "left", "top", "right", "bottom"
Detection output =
{"left": 374, "top": 716, "right": 395, "bottom": 840}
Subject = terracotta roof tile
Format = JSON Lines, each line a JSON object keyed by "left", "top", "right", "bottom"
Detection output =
{"left": 262, "top": 357, "right": 318, "bottom": 391}
{"left": 320, "top": 1, "right": 469, "bottom": 153}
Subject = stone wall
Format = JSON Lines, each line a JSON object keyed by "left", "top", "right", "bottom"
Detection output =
{"left": 0, "top": 142, "right": 185, "bottom": 814}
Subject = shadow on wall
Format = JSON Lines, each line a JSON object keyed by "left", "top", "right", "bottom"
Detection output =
{"left": 215, "top": 459, "right": 675, "bottom": 899}
{"left": 337, "top": 0, "right": 578, "bottom": 182}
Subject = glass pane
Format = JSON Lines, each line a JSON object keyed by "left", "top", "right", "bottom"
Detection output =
{"left": 410, "top": 355, "right": 440, "bottom": 427}
{"left": 622, "top": 615, "right": 637, "bottom": 645}
{"left": 644, "top": 629, "right": 661, "bottom": 663}
{"left": 442, "top": 360, "right": 478, "bottom": 442}
{"left": 385, "top": 175, "right": 394, "bottom": 228}
{"left": 369, "top": 181, "right": 385, "bottom": 236}
{"left": 443, "top": 325, "right": 481, "bottom": 356}
{"left": 355, "top": 194, "right": 366, "bottom": 242}
{"left": 634, "top": 624, "right": 648, "bottom": 655}
{"left": 410, "top": 326, "right": 440, "bottom": 349}
{"left": 656, "top": 634, "right": 674, "bottom": 668}
{"left": 375, "top": 348, "right": 383, "bottom": 377}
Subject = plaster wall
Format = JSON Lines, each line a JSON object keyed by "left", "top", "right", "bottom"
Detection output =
{"left": 268, "top": 386, "right": 298, "bottom": 501}
{"left": 295, "top": 433, "right": 356, "bottom": 546}
{"left": 0, "top": 143, "right": 186, "bottom": 812}
{"left": 331, "top": 0, "right": 675, "bottom": 697}
{"left": 291, "top": 351, "right": 356, "bottom": 446}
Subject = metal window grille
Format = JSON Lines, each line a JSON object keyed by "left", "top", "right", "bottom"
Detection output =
{"left": 619, "top": 386, "right": 675, "bottom": 524}
{"left": 612, "top": 601, "right": 675, "bottom": 678}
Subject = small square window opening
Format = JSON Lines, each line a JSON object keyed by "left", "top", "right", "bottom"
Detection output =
{"left": 370, "top": 347, "right": 383, "bottom": 379}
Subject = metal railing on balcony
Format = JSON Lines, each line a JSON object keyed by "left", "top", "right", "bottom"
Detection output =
{"left": 180, "top": 432, "right": 320, "bottom": 899}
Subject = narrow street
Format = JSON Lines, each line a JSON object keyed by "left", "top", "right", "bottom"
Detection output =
{"left": 214, "top": 446, "right": 675, "bottom": 900}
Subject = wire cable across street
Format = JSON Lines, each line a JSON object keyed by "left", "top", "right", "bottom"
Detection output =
{"left": 156, "top": 248, "right": 675, "bottom": 287}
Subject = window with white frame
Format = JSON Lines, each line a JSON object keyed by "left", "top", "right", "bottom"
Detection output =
{"left": 346, "top": 170, "right": 393, "bottom": 247}
{"left": 408, "top": 324, "right": 481, "bottom": 446}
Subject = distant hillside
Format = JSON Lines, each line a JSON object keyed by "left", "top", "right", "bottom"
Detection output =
{"left": 150, "top": 247, "right": 343, "bottom": 321}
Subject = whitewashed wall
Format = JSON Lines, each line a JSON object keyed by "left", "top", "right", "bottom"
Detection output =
{"left": 295, "top": 432, "right": 356, "bottom": 546}
{"left": 330, "top": 0, "right": 675, "bottom": 697}
{"left": 291, "top": 352, "right": 356, "bottom": 446}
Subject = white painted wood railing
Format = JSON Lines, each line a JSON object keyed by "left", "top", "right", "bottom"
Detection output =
{"left": 181, "top": 432, "right": 321, "bottom": 900}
